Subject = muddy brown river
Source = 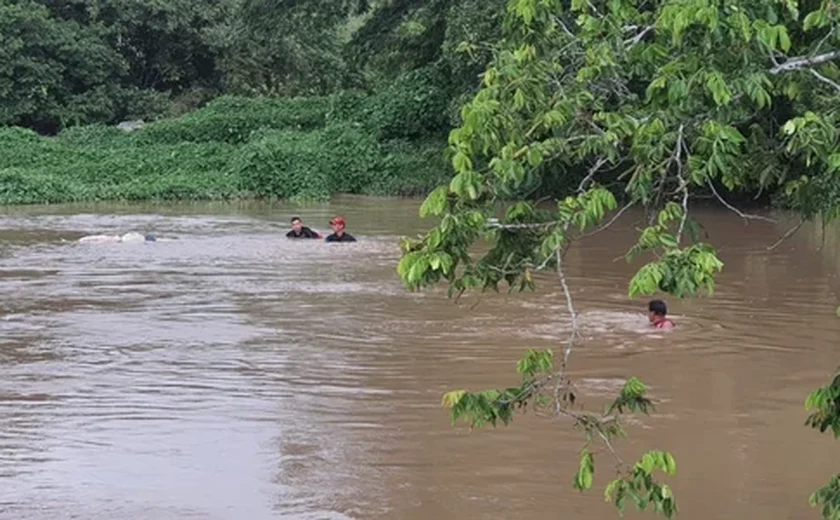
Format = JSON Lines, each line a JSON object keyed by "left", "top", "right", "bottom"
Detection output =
{"left": 0, "top": 196, "right": 837, "bottom": 520}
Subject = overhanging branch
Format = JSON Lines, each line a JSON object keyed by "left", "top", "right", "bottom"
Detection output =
{"left": 707, "top": 180, "right": 777, "bottom": 223}
{"left": 767, "top": 218, "right": 806, "bottom": 251}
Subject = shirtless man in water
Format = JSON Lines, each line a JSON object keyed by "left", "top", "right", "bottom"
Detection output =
{"left": 648, "top": 299, "right": 675, "bottom": 329}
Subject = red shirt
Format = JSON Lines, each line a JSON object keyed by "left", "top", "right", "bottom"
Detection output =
{"left": 653, "top": 318, "right": 675, "bottom": 329}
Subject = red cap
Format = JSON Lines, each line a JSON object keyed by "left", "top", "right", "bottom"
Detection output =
{"left": 330, "top": 216, "right": 346, "bottom": 227}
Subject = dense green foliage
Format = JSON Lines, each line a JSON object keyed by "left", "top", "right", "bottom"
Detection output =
{"left": 1, "top": 0, "right": 510, "bottom": 203}
{"left": 1, "top": 0, "right": 504, "bottom": 134}
{"left": 0, "top": 92, "right": 449, "bottom": 203}
{"left": 807, "top": 372, "right": 840, "bottom": 519}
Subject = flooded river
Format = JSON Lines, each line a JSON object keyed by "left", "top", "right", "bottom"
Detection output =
{"left": 0, "top": 196, "right": 838, "bottom": 520}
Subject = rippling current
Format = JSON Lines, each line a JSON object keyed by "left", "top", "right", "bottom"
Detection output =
{"left": 0, "top": 196, "right": 838, "bottom": 520}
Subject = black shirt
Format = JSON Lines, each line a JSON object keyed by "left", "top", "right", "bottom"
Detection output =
{"left": 325, "top": 232, "right": 356, "bottom": 242}
{"left": 286, "top": 227, "right": 319, "bottom": 239}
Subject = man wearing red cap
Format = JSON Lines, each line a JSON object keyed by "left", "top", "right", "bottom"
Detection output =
{"left": 325, "top": 216, "right": 356, "bottom": 242}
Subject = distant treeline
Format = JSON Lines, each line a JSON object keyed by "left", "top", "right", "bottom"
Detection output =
{"left": 1, "top": 0, "right": 504, "bottom": 134}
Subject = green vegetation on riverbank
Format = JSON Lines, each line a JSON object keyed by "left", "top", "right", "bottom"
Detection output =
{"left": 0, "top": 76, "right": 451, "bottom": 204}
{"left": 1, "top": 0, "right": 507, "bottom": 205}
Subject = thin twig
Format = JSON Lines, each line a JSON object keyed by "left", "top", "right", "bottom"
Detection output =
{"left": 623, "top": 26, "right": 652, "bottom": 48}
{"left": 596, "top": 429, "right": 625, "bottom": 469}
{"left": 673, "top": 125, "right": 689, "bottom": 244}
{"left": 707, "top": 180, "right": 777, "bottom": 223}
{"left": 488, "top": 220, "right": 560, "bottom": 230}
{"left": 577, "top": 157, "right": 608, "bottom": 193}
{"left": 556, "top": 407, "right": 624, "bottom": 468}
{"left": 813, "top": 28, "right": 835, "bottom": 57}
{"left": 579, "top": 200, "right": 635, "bottom": 238}
{"left": 809, "top": 68, "right": 840, "bottom": 93}
{"left": 818, "top": 217, "right": 827, "bottom": 253}
{"left": 556, "top": 17, "right": 577, "bottom": 39}
{"left": 556, "top": 248, "right": 579, "bottom": 371}
{"left": 767, "top": 218, "right": 806, "bottom": 251}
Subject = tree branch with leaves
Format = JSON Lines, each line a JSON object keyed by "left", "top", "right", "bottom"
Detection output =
{"left": 398, "top": 0, "right": 840, "bottom": 517}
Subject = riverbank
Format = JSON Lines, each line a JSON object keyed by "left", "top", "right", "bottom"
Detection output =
{"left": 0, "top": 81, "right": 452, "bottom": 206}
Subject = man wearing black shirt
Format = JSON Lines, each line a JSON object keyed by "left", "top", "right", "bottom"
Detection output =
{"left": 286, "top": 217, "right": 321, "bottom": 239}
{"left": 325, "top": 216, "right": 356, "bottom": 242}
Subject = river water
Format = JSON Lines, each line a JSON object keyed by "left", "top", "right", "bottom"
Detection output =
{"left": 0, "top": 196, "right": 837, "bottom": 520}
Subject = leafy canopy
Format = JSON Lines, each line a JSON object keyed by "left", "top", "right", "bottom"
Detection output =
{"left": 399, "top": 0, "right": 840, "bottom": 301}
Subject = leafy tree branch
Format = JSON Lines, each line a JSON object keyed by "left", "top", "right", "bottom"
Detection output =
{"left": 399, "top": 0, "right": 840, "bottom": 516}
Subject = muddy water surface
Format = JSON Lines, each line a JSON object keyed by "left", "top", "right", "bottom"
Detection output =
{"left": 0, "top": 197, "right": 838, "bottom": 520}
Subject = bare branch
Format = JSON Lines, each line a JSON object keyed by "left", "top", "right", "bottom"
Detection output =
{"left": 586, "top": 0, "right": 605, "bottom": 18}
{"left": 818, "top": 217, "right": 827, "bottom": 252}
{"left": 577, "top": 157, "right": 608, "bottom": 193}
{"left": 624, "top": 26, "right": 652, "bottom": 48}
{"left": 556, "top": 248, "right": 579, "bottom": 372}
{"left": 670, "top": 124, "right": 689, "bottom": 244}
{"left": 556, "top": 17, "right": 577, "bottom": 39}
{"left": 487, "top": 220, "right": 560, "bottom": 230}
{"left": 810, "top": 68, "right": 840, "bottom": 93}
{"left": 595, "top": 429, "right": 624, "bottom": 469}
{"left": 532, "top": 252, "right": 557, "bottom": 273}
{"left": 767, "top": 218, "right": 806, "bottom": 251}
{"left": 769, "top": 50, "right": 840, "bottom": 74}
{"left": 813, "top": 28, "right": 835, "bottom": 57}
{"left": 707, "top": 180, "right": 777, "bottom": 223}
{"left": 579, "top": 200, "right": 635, "bottom": 238}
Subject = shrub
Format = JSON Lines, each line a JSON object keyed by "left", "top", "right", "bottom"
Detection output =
{"left": 0, "top": 82, "right": 454, "bottom": 204}
{"left": 136, "top": 95, "right": 331, "bottom": 145}
{"left": 355, "top": 67, "right": 452, "bottom": 140}
{"left": 230, "top": 130, "right": 331, "bottom": 201}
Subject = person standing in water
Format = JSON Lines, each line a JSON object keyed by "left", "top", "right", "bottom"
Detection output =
{"left": 648, "top": 299, "right": 675, "bottom": 329}
{"left": 286, "top": 217, "right": 322, "bottom": 239}
{"left": 324, "top": 216, "right": 356, "bottom": 242}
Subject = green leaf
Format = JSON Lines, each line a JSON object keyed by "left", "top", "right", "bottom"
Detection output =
{"left": 629, "top": 263, "right": 665, "bottom": 298}
{"left": 776, "top": 26, "right": 792, "bottom": 52}
{"left": 706, "top": 71, "right": 733, "bottom": 106}
{"left": 663, "top": 452, "right": 677, "bottom": 475}
{"left": 803, "top": 10, "right": 827, "bottom": 30}
{"left": 782, "top": 119, "right": 797, "bottom": 135}
{"left": 573, "top": 448, "right": 595, "bottom": 491}
{"left": 419, "top": 186, "right": 449, "bottom": 218}
{"left": 526, "top": 146, "right": 543, "bottom": 167}
{"left": 516, "top": 349, "right": 554, "bottom": 378}
{"left": 441, "top": 390, "right": 467, "bottom": 408}
{"left": 452, "top": 151, "right": 473, "bottom": 174}
{"left": 658, "top": 233, "right": 678, "bottom": 248}
{"left": 513, "top": 89, "right": 526, "bottom": 109}
{"left": 604, "top": 478, "right": 623, "bottom": 501}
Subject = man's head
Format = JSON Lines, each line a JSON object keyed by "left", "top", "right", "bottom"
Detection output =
{"left": 648, "top": 299, "right": 667, "bottom": 323}
{"left": 291, "top": 216, "right": 303, "bottom": 233}
{"left": 330, "top": 216, "right": 346, "bottom": 234}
